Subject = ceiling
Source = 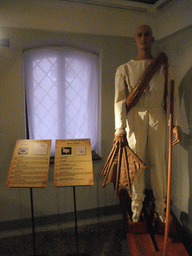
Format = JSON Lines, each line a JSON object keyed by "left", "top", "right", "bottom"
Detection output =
{"left": 60, "top": 0, "right": 172, "bottom": 12}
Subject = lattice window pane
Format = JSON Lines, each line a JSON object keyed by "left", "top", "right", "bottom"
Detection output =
{"left": 24, "top": 48, "right": 98, "bottom": 156}
{"left": 64, "top": 57, "right": 89, "bottom": 139}
{"left": 32, "top": 57, "right": 58, "bottom": 144}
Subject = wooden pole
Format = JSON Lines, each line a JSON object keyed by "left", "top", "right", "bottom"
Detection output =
{"left": 163, "top": 80, "right": 174, "bottom": 256}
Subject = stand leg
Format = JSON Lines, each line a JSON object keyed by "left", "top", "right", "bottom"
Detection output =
{"left": 30, "top": 188, "right": 36, "bottom": 256}
{"left": 66, "top": 187, "right": 90, "bottom": 256}
{"left": 73, "top": 186, "right": 79, "bottom": 254}
{"left": 30, "top": 188, "right": 47, "bottom": 256}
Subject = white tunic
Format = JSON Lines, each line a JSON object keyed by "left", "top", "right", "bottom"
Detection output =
{"left": 115, "top": 59, "right": 166, "bottom": 134}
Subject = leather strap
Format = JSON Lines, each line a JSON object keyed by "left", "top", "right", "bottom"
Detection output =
{"left": 126, "top": 52, "right": 168, "bottom": 113}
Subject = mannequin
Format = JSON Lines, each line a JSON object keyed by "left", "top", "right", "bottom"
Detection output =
{"left": 114, "top": 25, "right": 181, "bottom": 222}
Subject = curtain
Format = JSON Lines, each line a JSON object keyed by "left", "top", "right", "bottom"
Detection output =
{"left": 24, "top": 47, "right": 99, "bottom": 156}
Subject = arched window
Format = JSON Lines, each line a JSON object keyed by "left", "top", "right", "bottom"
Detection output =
{"left": 24, "top": 47, "right": 99, "bottom": 157}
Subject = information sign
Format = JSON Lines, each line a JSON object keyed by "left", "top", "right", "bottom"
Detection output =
{"left": 54, "top": 139, "right": 94, "bottom": 187}
{"left": 6, "top": 139, "right": 51, "bottom": 187}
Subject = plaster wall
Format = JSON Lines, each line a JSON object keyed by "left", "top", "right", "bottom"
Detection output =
{"left": 0, "top": 0, "right": 192, "bottom": 236}
{"left": 0, "top": 0, "right": 191, "bottom": 39}
{"left": 155, "top": 27, "right": 192, "bottom": 225}
{"left": 0, "top": 27, "right": 138, "bottom": 226}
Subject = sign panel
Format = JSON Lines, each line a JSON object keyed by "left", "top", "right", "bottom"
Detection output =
{"left": 6, "top": 140, "right": 51, "bottom": 188}
{"left": 54, "top": 139, "right": 94, "bottom": 187}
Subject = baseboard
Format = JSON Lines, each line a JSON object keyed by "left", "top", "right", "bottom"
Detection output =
{"left": 0, "top": 204, "right": 121, "bottom": 234}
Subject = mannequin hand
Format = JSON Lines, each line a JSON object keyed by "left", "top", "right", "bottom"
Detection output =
{"left": 172, "top": 125, "right": 182, "bottom": 146}
{"left": 114, "top": 134, "right": 128, "bottom": 147}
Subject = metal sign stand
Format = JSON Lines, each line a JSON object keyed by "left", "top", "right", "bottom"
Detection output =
{"left": 29, "top": 187, "right": 47, "bottom": 256}
{"left": 66, "top": 186, "right": 90, "bottom": 256}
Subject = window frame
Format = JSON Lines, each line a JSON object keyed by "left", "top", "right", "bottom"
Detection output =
{"left": 23, "top": 46, "right": 101, "bottom": 161}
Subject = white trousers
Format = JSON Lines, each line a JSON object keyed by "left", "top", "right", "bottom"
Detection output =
{"left": 127, "top": 107, "right": 167, "bottom": 219}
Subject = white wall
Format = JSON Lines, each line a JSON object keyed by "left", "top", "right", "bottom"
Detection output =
{"left": 155, "top": 27, "right": 192, "bottom": 225}
{"left": 153, "top": 0, "right": 192, "bottom": 39}
{"left": 0, "top": 27, "right": 138, "bottom": 228}
{"left": 0, "top": 0, "right": 192, "bottom": 235}
{"left": 0, "top": 0, "right": 191, "bottom": 39}
{"left": 0, "top": 0, "right": 154, "bottom": 37}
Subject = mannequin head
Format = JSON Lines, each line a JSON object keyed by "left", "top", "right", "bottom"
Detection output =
{"left": 134, "top": 25, "right": 154, "bottom": 51}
